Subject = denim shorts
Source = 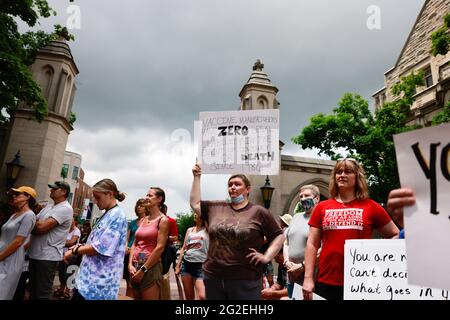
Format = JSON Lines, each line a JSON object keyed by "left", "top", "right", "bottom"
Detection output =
{"left": 180, "top": 259, "right": 204, "bottom": 279}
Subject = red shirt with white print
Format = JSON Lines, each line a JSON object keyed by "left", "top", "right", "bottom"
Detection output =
{"left": 308, "top": 198, "right": 392, "bottom": 286}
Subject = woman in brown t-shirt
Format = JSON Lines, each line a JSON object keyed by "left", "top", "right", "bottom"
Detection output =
{"left": 190, "top": 164, "right": 285, "bottom": 300}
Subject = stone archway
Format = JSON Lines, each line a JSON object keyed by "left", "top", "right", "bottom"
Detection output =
{"left": 283, "top": 178, "right": 330, "bottom": 215}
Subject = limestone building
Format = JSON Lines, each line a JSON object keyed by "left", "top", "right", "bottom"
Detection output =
{"left": 373, "top": 0, "right": 450, "bottom": 125}
{"left": 0, "top": 37, "right": 79, "bottom": 201}
{"left": 240, "top": 60, "right": 335, "bottom": 217}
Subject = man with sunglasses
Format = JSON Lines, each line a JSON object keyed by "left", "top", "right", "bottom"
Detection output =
{"left": 28, "top": 181, "right": 73, "bottom": 300}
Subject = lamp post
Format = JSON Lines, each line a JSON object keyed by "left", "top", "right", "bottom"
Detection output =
{"left": 260, "top": 175, "right": 275, "bottom": 209}
{"left": 5, "top": 151, "right": 24, "bottom": 189}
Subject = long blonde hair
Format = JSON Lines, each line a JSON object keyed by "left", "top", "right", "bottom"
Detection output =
{"left": 329, "top": 159, "right": 369, "bottom": 200}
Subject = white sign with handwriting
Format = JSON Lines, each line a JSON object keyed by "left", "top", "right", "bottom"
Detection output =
{"left": 344, "top": 239, "right": 448, "bottom": 300}
{"left": 393, "top": 123, "right": 450, "bottom": 290}
{"left": 198, "top": 109, "right": 279, "bottom": 175}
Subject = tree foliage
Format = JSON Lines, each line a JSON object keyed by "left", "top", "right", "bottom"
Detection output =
{"left": 431, "top": 13, "right": 450, "bottom": 56}
{"left": 176, "top": 211, "right": 195, "bottom": 244}
{"left": 292, "top": 72, "right": 425, "bottom": 204}
{"left": 432, "top": 101, "right": 450, "bottom": 125}
{"left": 0, "top": 0, "right": 73, "bottom": 128}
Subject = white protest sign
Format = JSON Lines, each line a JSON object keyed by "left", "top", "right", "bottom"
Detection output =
{"left": 344, "top": 239, "right": 448, "bottom": 300}
{"left": 291, "top": 283, "right": 326, "bottom": 300}
{"left": 198, "top": 109, "right": 279, "bottom": 175}
{"left": 393, "top": 123, "right": 450, "bottom": 290}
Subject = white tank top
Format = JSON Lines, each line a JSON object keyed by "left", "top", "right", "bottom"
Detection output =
{"left": 183, "top": 227, "right": 209, "bottom": 263}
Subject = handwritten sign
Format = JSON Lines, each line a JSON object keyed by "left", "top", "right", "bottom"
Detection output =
{"left": 198, "top": 109, "right": 279, "bottom": 175}
{"left": 344, "top": 239, "right": 448, "bottom": 300}
{"left": 292, "top": 284, "right": 326, "bottom": 300}
{"left": 393, "top": 123, "right": 450, "bottom": 290}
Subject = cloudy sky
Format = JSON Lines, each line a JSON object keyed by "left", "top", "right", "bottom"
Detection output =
{"left": 31, "top": 0, "right": 425, "bottom": 218}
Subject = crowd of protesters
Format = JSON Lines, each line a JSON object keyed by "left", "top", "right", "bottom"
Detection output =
{"left": 0, "top": 156, "right": 418, "bottom": 300}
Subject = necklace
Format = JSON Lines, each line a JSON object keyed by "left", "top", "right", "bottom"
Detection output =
{"left": 145, "top": 214, "right": 162, "bottom": 225}
{"left": 92, "top": 204, "right": 118, "bottom": 230}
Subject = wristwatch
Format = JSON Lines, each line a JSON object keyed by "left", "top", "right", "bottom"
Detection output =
{"left": 140, "top": 265, "right": 149, "bottom": 273}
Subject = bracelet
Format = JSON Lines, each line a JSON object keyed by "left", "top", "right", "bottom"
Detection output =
{"left": 72, "top": 244, "right": 82, "bottom": 255}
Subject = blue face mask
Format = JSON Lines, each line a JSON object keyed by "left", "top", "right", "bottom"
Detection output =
{"left": 231, "top": 194, "right": 245, "bottom": 204}
{"left": 300, "top": 198, "right": 316, "bottom": 211}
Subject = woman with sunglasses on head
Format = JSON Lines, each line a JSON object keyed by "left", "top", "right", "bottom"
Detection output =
{"left": 190, "top": 164, "right": 285, "bottom": 300}
{"left": 302, "top": 159, "right": 399, "bottom": 300}
{"left": 0, "top": 187, "right": 37, "bottom": 300}
{"left": 128, "top": 187, "right": 170, "bottom": 300}
{"left": 64, "top": 179, "right": 128, "bottom": 300}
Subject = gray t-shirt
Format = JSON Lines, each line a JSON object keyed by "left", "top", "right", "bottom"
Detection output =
{"left": 28, "top": 200, "right": 73, "bottom": 261}
{"left": 285, "top": 212, "right": 311, "bottom": 263}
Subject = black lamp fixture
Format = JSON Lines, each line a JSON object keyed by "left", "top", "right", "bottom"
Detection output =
{"left": 5, "top": 150, "right": 24, "bottom": 189}
{"left": 260, "top": 175, "right": 275, "bottom": 209}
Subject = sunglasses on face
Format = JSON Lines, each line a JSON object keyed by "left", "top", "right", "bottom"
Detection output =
{"left": 11, "top": 192, "right": 24, "bottom": 197}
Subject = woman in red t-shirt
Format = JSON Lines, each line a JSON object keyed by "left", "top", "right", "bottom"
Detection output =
{"left": 302, "top": 158, "right": 399, "bottom": 300}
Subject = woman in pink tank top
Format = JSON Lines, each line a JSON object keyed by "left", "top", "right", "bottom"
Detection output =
{"left": 128, "top": 187, "right": 170, "bottom": 300}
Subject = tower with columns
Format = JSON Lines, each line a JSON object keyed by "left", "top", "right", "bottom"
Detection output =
{"left": 239, "top": 60, "right": 334, "bottom": 217}
{"left": 0, "top": 37, "right": 79, "bottom": 201}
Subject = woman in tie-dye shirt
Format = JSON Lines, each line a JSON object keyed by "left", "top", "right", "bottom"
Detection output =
{"left": 64, "top": 179, "right": 128, "bottom": 300}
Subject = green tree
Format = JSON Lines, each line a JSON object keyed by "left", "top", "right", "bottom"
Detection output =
{"left": 0, "top": 0, "right": 73, "bottom": 128}
{"left": 432, "top": 101, "right": 450, "bottom": 125}
{"left": 175, "top": 211, "right": 195, "bottom": 244}
{"left": 292, "top": 72, "right": 424, "bottom": 203}
{"left": 431, "top": 13, "right": 450, "bottom": 56}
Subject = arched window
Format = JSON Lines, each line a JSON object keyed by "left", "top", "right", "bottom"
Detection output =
{"left": 39, "top": 65, "right": 54, "bottom": 106}
{"left": 257, "top": 95, "right": 268, "bottom": 109}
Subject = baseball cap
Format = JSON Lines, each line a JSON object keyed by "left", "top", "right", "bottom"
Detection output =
{"left": 11, "top": 186, "right": 37, "bottom": 199}
{"left": 48, "top": 181, "right": 71, "bottom": 194}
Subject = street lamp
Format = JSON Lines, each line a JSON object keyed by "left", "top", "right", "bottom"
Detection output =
{"left": 5, "top": 151, "right": 24, "bottom": 189}
{"left": 260, "top": 175, "right": 275, "bottom": 209}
